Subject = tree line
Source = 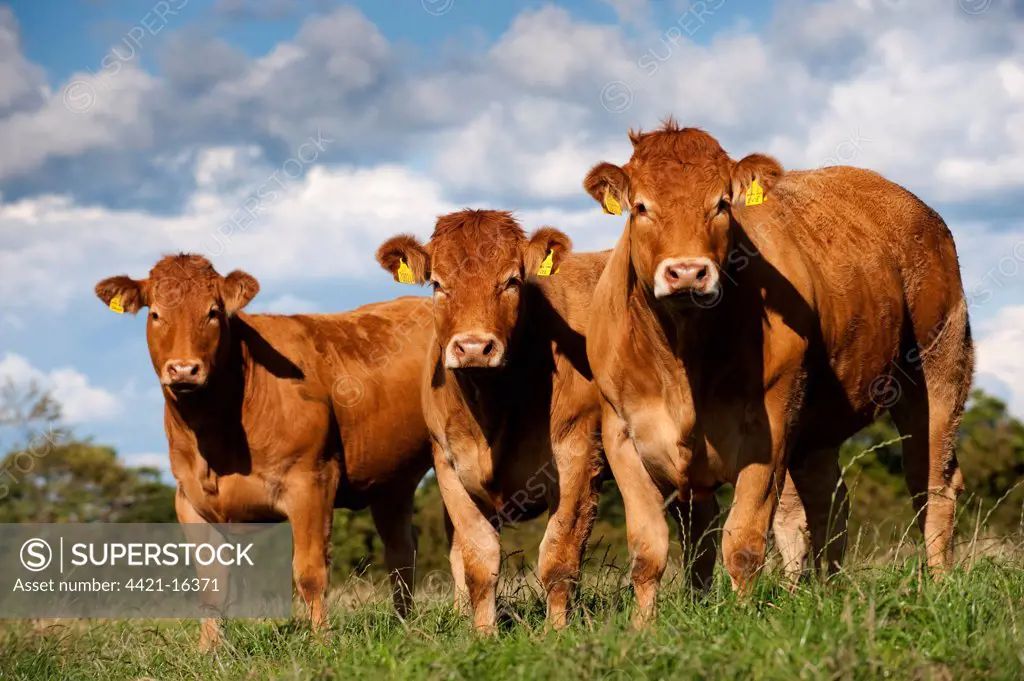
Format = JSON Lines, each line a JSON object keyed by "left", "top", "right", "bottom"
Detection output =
{"left": 2, "top": 381, "right": 1021, "bottom": 584}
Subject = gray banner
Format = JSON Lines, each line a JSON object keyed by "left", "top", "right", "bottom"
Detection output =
{"left": 0, "top": 523, "right": 293, "bottom": 618}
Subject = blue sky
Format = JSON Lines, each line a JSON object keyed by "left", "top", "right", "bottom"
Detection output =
{"left": 1, "top": 0, "right": 1023, "bottom": 476}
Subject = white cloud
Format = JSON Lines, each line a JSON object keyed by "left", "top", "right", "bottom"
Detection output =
{"left": 252, "top": 293, "right": 320, "bottom": 314}
{"left": 437, "top": 0, "right": 1024, "bottom": 202}
{"left": 213, "top": 0, "right": 299, "bottom": 20}
{"left": 0, "top": 63, "right": 157, "bottom": 181}
{"left": 975, "top": 305, "right": 1024, "bottom": 417}
{"left": 1, "top": 0, "right": 1022, "bottom": 207}
{"left": 0, "top": 7, "right": 46, "bottom": 116}
{"left": 491, "top": 6, "right": 627, "bottom": 91}
{"left": 0, "top": 151, "right": 456, "bottom": 312}
{"left": 0, "top": 312, "right": 24, "bottom": 333}
{"left": 0, "top": 353, "right": 121, "bottom": 423}
{"left": 600, "top": 0, "right": 650, "bottom": 24}
{"left": 0, "top": 5, "right": 393, "bottom": 194}
{"left": 193, "top": 146, "right": 264, "bottom": 188}
{"left": 516, "top": 204, "right": 620, "bottom": 252}
{"left": 431, "top": 100, "right": 630, "bottom": 200}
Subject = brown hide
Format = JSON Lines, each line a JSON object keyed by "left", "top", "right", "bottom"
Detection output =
{"left": 377, "top": 211, "right": 606, "bottom": 633}
{"left": 584, "top": 122, "right": 972, "bottom": 621}
{"left": 96, "top": 254, "right": 432, "bottom": 648}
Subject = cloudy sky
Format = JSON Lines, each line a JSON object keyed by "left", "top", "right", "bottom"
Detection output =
{"left": 1, "top": 0, "right": 1023, "bottom": 474}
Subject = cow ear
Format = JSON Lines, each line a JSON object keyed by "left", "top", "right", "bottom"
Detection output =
{"left": 376, "top": 234, "right": 429, "bottom": 285}
{"left": 525, "top": 227, "right": 572, "bottom": 279}
{"left": 730, "top": 153, "right": 784, "bottom": 205}
{"left": 584, "top": 162, "right": 630, "bottom": 215}
{"left": 95, "top": 275, "right": 148, "bottom": 315}
{"left": 222, "top": 270, "right": 260, "bottom": 315}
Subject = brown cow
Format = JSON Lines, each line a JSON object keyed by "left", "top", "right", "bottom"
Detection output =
{"left": 95, "top": 254, "right": 433, "bottom": 648}
{"left": 376, "top": 210, "right": 605, "bottom": 633}
{"left": 583, "top": 122, "right": 972, "bottom": 624}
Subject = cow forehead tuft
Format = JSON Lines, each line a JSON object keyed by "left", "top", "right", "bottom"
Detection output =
{"left": 629, "top": 125, "right": 729, "bottom": 166}
{"left": 631, "top": 159, "right": 727, "bottom": 196}
{"left": 431, "top": 209, "right": 525, "bottom": 242}
{"left": 147, "top": 253, "right": 221, "bottom": 302}
{"left": 625, "top": 126, "right": 733, "bottom": 199}
{"left": 429, "top": 209, "right": 526, "bottom": 269}
{"left": 149, "top": 253, "right": 217, "bottom": 280}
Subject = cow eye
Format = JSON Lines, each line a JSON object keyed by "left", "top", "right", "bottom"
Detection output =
{"left": 431, "top": 281, "right": 446, "bottom": 297}
{"left": 503, "top": 276, "right": 521, "bottom": 292}
{"left": 207, "top": 307, "right": 219, "bottom": 320}
{"left": 717, "top": 197, "right": 730, "bottom": 214}
{"left": 633, "top": 202, "right": 647, "bottom": 216}
{"left": 150, "top": 311, "right": 160, "bottom": 322}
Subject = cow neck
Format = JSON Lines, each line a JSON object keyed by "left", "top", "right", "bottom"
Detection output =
{"left": 627, "top": 259, "right": 711, "bottom": 373}
{"left": 164, "top": 320, "right": 250, "bottom": 436}
{"left": 653, "top": 294, "right": 706, "bottom": 356}
{"left": 448, "top": 296, "right": 537, "bottom": 442}
{"left": 451, "top": 368, "right": 508, "bottom": 439}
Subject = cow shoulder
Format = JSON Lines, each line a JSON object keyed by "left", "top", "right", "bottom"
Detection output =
{"left": 234, "top": 313, "right": 312, "bottom": 377}
{"left": 586, "top": 234, "right": 644, "bottom": 405}
{"left": 533, "top": 250, "right": 611, "bottom": 337}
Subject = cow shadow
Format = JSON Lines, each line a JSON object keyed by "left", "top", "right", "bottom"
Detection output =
{"left": 685, "top": 225, "right": 870, "bottom": 479}
{"left": 526, "top": 284, "right": 594, "bottom": 382}
{"left": 235, "top": 317, "right": 306, "bottom": 381}
{"left": 176, "top": 318, "right": 306, "bottom": 480}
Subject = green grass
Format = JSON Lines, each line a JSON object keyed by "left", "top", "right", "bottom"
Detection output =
{"left": 2, "top": 555, "right": 1023, "bottom": 681}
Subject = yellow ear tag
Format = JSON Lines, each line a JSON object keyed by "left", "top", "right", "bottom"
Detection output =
{"left": 537, "top": 250, "right": 555, "bottom": 277}
{"left": 745, "top": 179, "right": 765, "bottom": 207}
{"left": 109, "top": 295, "right": 125, "bottom": 314}
{"left": 396, "top": 259, "right": 416, "bottom": 284}
{"left": 603, "top": 192, "right": 622, "bottom": 215}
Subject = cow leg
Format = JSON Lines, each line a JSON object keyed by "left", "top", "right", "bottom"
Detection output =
{"left": 174, "top": 489, "right": 230, "bottom": 651}
{"left": 723, "top": 460, "right": 785, "bottom": 594}
{"left": 603, "top": 404, "right": 669, "bottom": 628}
{"left": 774, "top": 449, "right": 848, "bottom": 584}
{"left": 722, "top": 387, "right": 793, "bottom": 595}
{"left": 890, "top": 377, "right": 969, "bottom": 574}
{"left": 443, "top": 507, "right": 469, "bottom": 614}
{"left": 887, "top": 304, "right": 972, "bottom": 574}
{"left": 772, "top": 473, "right": 808, "bottom": 585}
{"left": 434, "top": 445, "right": 501, "bottom": 634}
{"left": 892, "top": 403, "right": 965, "bottom": 573}
{"left": 285, "top": 483, "right": 333, "bottom": 633}
{"left": 800, "top": 450, "right": 848, "bottom": 576}
{"left": 671, "top": 495, "right": 720, "bottom": 592}
{"left": 539, "top": 430, "right": 601, "bottom": 629}
{"left": 370, "top": 486, "right": 417, "bottom": 618}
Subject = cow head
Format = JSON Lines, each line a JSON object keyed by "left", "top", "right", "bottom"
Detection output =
{"left": 377, "top": 210, "right": 570, "bottom": 370}
{"left": 584, "top": 121, "right": 782, "bottom": 307}
{"left": 95, "top": 254, "right": 259, "bottom": 395}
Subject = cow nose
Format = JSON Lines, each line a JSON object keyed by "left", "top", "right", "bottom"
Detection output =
{"left": 163, "top": 359, "right": 206, "bottom": 386}
{"left": 447, "top": 334, "right": 505, "bottom": 368}
{"left": 654, "top": 257, "right": 719, "bottom": 299}
{"left": 665, "top": 262, "right": 708, "bottom": 287}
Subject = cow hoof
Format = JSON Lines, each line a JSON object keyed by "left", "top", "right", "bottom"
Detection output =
{"left": 199, "top": 635, "right": 222, "bottom": 653}
{"left": 474, "top": 623, "right": 498, "bottom": 637}
{"left": 544, "top": 616, "right": 569, "bottom": 633}
{"left": 631, "top": 607, "right": 656, "bottom": 629}
{"left": 727, "top": 547, "right": 763, "bottom": 593}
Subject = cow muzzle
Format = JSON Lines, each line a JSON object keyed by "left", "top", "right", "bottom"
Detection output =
{"left": 161, "top": 359, "right": 208, "bottom": 392}
{"left": 653, "top": 257, "right": 721, "bottom": 302}
{"left": 445, "top": 333, "right": 505, "bottom": 369}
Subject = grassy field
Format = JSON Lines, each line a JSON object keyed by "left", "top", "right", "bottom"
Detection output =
{"left": 4, "top": 394, "right": 1023, "bottom": 679}
{"left": 2, "top": 549, "right": 1023, "bottom": 681}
